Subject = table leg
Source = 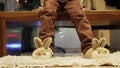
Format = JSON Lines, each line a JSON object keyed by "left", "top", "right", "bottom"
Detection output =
{"left": 0, "top": 19, "right": 6, "bottom": 57}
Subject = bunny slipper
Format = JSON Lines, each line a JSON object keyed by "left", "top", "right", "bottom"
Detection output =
{"left": 32, "top": 37, "right": 53, "bottom": 59}
{"left": 84, "top": 38, "right": 110, "bottom": 59}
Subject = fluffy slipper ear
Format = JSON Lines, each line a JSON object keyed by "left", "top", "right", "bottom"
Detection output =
{"left": 98, "top": 38, "right": 106, "bottom": 47}
{"left": 34, "top": 37, "right": 43, "bottom": 48}
{"left": 43, "top": 37, "right": 52, "bottom": 49}
{"left": 92, "top": 38, "right": 99, "bottom": 49}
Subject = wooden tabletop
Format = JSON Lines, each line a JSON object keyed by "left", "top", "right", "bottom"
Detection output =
{"left": 0, "top": 10, "right": 120, "bottom": 26}
{"left": 0, "top": 11, "right": 39, "bottom": 22}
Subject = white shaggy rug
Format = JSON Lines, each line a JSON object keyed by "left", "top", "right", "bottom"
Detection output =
{"left": 1, "top": 51, "right": 120, "bottom": 68}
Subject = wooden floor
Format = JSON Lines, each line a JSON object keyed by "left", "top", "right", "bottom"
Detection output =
{"left": 41, "top": 66, "right": 119, "bottom": 68}
{"left": 45, "top": 66, "right": 119, "bottom": 68}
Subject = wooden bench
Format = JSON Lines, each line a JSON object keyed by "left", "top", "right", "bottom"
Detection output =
{"left": 0, "top": 10, "right": 120, "bottom": 56}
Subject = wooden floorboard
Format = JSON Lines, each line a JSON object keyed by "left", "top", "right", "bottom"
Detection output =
{"left": 41, "top": 66, "right": 119, "bottom": 68}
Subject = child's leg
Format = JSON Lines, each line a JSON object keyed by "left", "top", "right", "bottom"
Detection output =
{"left": 39, "top": 0, "right": 59, "bottom": 51}
{"left": 64, "top": 0, "right": 93, "bottom": 54}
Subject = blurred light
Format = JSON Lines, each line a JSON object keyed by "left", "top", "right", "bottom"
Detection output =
{"left": 6, "top": 43, "right": 21, "bottom": 49}
{"left": 7, "top": 34, "right": 19, "bottom": 38}
{"left": 25, "top": 0, "right": 27, "bottom": 3}
{"left": 36, "top": 21, "right": 40, "bottom": 26}
{"left": 59, "top": 31, "right": 62, "bottom": 34}
{"left": 16, "top": 0, "right": 19, "bottom": 3}
{"left": 7, "top": 29, "right": 19, "bottom": 33}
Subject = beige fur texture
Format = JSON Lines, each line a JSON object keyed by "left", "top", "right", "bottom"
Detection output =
{"left": 84, "top": 38, "right": 110, "bottom": 59}
{"left": 32, "top": 37, "right": 53, "bottom": 59}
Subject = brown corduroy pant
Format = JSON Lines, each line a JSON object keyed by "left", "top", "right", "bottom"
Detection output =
{"left": 39, "top": 0, "right": 93, "bottom": 54}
